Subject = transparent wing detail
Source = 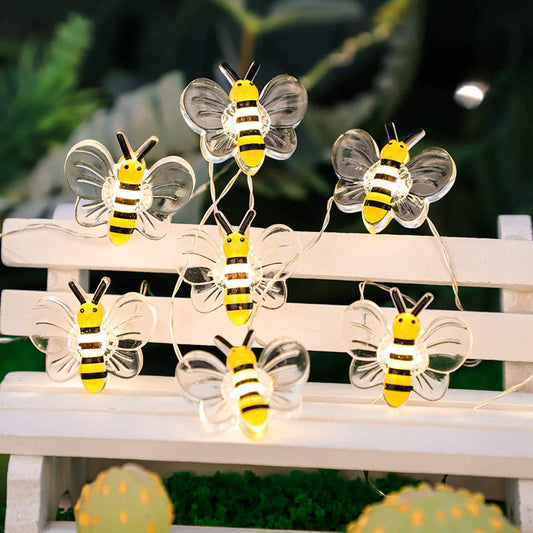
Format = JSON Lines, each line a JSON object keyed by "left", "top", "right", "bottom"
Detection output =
{"left": 103, "top": 293, "right": 156, "bottom": 378}
{"left": 176, "top": 351, "right": 235, "bottom": 430}
{"left": 349, "top": 359, "right": 386, "bottom": 389}
{"left": 423, "top": 316, "right": 472, "bottom": 374}
{"left": 65, "top": 140, "right": 115, "bottom": 200}
{"left": 264, "top": 127, "right": 297, "bottom": 160}
{"left": 260, "top": 74, "right": 307, "bottom": 129}
{"left": 258, "top": 339, "right": 310, "bottom": 413}
{"left": 145, "top": 156, "right": 196, "bottom": 216}
{"left": 201, "top": 129, "right": 237, "bottom": 163}
{"left": 392, "top": 194, "right": 429, "bottom": 228}
{"left": 180, "top": 78, "right": 231, "bottom": 133}
{"left": 26, "top": 297, "right": 80, "bottom": 382}
{"left": 190, "top": 283, "right": 225, "bottom": 314}
{"left": 413, "top": 370, "right": 449, "bottom": 401}
{"left": 332, "top": 130, "right": 380, "bottom": 213}
{"left": 135, "top": 211, "right": 171, "bottom": 240}
{"left": 407, "top": 148, "right": 457, "bottom": 202}
{"left": 253, "top": 278, "right": 287, "bottom": 310}
{"left": 340, "top": 300, "right": 389, "bottom": 361}
{"left": 74, "top": 197, "right": 111, "bottom": 227}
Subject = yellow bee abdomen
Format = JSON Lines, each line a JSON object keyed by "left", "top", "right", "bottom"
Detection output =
{"left": 383, "top": 369, "right": 412, "bottom": 407}
{"left": 79, "top": 361, "right": 107, "bottom": 394}
{"left": 239, "top": 393, "right": 269, "bottom": 440}
{"left": 109, "top": 212, "right": 136, "bottom": 246}
{"left": 224, "top": 290, "right": 252, "bottom": 326}
{"left": 237, "top": 134, "right": 265, "bottom": 173}
{"left": 363, "top": 192, "right": 392, "bottom": 225}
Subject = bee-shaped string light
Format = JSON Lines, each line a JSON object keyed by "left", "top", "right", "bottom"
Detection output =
{"left": 340, "top": 287, "right": 472, "bottom": 407}
{"left": 27, "top": 277, "right": 156, "bottom": 393}
{"left": 332, "top": 122, "right": 456, "bottom": 234}
{"left": 176, "top": 330, "right": 310, "bottom": 440}
{"left": 180, "top": 61, "right": 307, "bottom": 176}
{"left": 65, "top": 129, "right": 195, "bottom": 245}
{"left": 181, "top": 208, "right": 300, "bottom": 326}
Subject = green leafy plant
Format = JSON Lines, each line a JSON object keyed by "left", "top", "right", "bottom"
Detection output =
{"left": 0, "top": 14, "right": 99, "bottom": 196}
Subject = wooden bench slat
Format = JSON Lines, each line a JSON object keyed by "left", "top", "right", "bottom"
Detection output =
{"left": 3, "top": 289, "right": 533, "bottom": 362}
{"left": 3, "top": 218, "right": 533, "bottom": 289}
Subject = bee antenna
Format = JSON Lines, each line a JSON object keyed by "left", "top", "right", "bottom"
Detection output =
{"left": 411, "top": 292, "right": 434, "bottom": 317}
{"left": 244, "top": 61, "right": 260, "bottom": 81}
{"left": 116, "top": 129, "right": 133, "bottom": 159}
{"left": 136, "top": 135, "right": 158, "bottom": 161}
{"left": 214, "top": 211, "right": 233, "bottom": 235}
{"left": 243, "top": 330, "right": 255, "bottom": 348}
{"left": 385, "top": 122, "right": 398, "bottom": 141}
{"left": 238, "top": 209, "right": 256, "bottom": 234}
{"left": 403, "top": 128, "right": 426, "bottom": 149}
{"left": 390, "top": 287, "right": 407, "bottom": 314}
{"left": 219, "top": 62, "right": 239, "bottom": 84}
{"left": 92, "top": 277, "right": 111, "bottom": 304}
{"left": 68, "top": 280, "right": 87, "bottom": 305}
{"left": 214, "top": 335, "right": 233, "bottom": 356}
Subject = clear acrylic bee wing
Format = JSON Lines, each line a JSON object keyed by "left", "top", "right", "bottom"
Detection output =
{"left": 263, "top": 127, "right": 297, "bottom": 160}
{"left": 340, "top": 299, "right": 389, "bottom": 361}
{"left": 332, "top": 129, "right": 380, "bottom": 213}
{"left": 202, "top": 129, "right": 238, "bottom": 163}
{"left": 391, "top": 194, "right": 429, "bottom": 229}
{"left": 258, "top": 339, "right": 310, "bottom": 413}
{"left": 176, "top": 351, "right": 234, "bottom": 430}
{"left": 254, "top": 278, "right": 287, "bottom": 310}
{"left": 103, "top": 293, "right": 156, "bottom": 378}
{"left": 180, "top": 229, "right": 225, "bottom": 313}
{"left": 407, "top": 147, "right": 456, "bottom": 202}
{"left": 65, "top": 140, "right": 115, "bottom": 200}
{"left": 349, "top": 359, "right": 386, "bottom": 389}
{"left": 144, "top": 156, "right": 196, "bottom": 217}
{"left": 424, "top": 316, "right": 472, "bottom": 374}
{"left": 26, "top": 297, "right": 80, "bottom": 382}
{"left": 412, "top": 370, "right": 449, "bottom": 401}
{"left": 75, "top": 197, "right": 111, "bottom": 227}
{"left": 260, "top": 74, "right": 308, "bottom": 129}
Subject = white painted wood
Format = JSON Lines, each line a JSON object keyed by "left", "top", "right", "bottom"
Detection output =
{"left": 3, "top": 289, "right": 533, "bottom": 362}
{"left": 3, "top": 218, "right": 533, "bottom": 288}
{"left": 499, "top": 215, "right": 533, "bottom": 532}
{"left": 44, "top": 524, "right": 325, "bottom": 533}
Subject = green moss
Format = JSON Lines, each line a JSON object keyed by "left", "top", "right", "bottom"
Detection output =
{"left": 56, "top": 470, "right": 419, "bottom": 531}
{"left": 56, "top": 506, "right": 75, "bottom": 521}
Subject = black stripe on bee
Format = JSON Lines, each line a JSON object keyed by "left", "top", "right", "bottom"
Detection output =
{"left": 374, "top": 174, "right": 397, "bottom": 183}
{"left": 227, "top": 287, "right": 250, "bottom": 295}
{"left": 235, "top": 377, "right": 259, "bottom": 388}
{"left": 384, "top": 383, "right": 412, "bottom": 392}
{"left": 119, "top": 182, "right": 141, "bottom": 191}
{"left": 389, "top": 353, "right": 414, "bottom": 361}
{"left": 241, "top": 404, "right": 269, "bottom": 413}
{"left": 226, "top": 273, "right": 248, "bottom": 280}
{"left": 394, "top": 338, "right": 415, "bottom": 346}
{"left": 79, "top": 342, "right": 102, "bottom": 350}
{"left": 115, "top": 197, "right": 138, "bottom": 206}
{"left": 80, "top": 326, "right": 100, "bottom": 334}
{"left": 237, "top": 116, "right": 260, "bottom": 123}
{"left": 233, "top": 363, "right": 255, "bottom": 373}
{"left": 371, "top": 187, "right": 392, "bottom": 196}
{"left": 80, "top": 372, "right": 107, "bottom": 380}
{"left": 109, "top": 225, "right": 135, "bottom": 235}
{"left": 237, "top": 100, "right": 258, "bottom": 108}
{"left": 239, "top": 143, "right": 265, "bottom": 152}
{"left": 81, "top": 356, "right": 104, "bottom": 364}
{"left": 226, "top": 257, "right": 247, "bottom": 264}
{"left": 364, "top": 199, "right": 391, "bottom": 210}
{"left": 113, "top": 211, "right": 137, "bottom": 220}
{"left": 240, "top": 391, "right": 262, "bottom": 400}
{"left": 239, "top": 129, "right": 261, "bottom": 137}
{"left": 380, "top": 159, "right": 402, "bottom": 169}
{"left": 226, "top": 302, "right": 254, "bottom": 311}
{"left": 388, "top": 368, "right": 411, "bottom": 376}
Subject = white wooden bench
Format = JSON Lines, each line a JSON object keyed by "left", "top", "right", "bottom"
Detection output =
{"left": 1, "top": 213, "right": 533, "bottom": 532}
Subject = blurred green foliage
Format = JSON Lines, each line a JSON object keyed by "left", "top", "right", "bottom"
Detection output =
{"left": 0, "top": 14, "right": 99, "bottom": 196}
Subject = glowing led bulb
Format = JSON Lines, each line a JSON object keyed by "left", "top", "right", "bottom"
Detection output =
{"left": 332, "top": 121, "right": 456, "bottom": 233}
{"left": 340, "top": 288, "right": 472, "bottom": 407}
{"left": 180, "top": 60, "right": 307, "bottom": 175}
{"left": 176, "top": 330, "right": 310, "bottom": 440}
{"left": 454, "top": 81, "right": 488, "bottom": 109}
{"left": 65, "top": 129, "right": 195, "bottom": 245}
{"left": 27, "top": 277, "right": 156, "bottom": 393}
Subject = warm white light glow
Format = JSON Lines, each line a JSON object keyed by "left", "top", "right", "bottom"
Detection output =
{"left": 454, "top": 82, "right": 489, "bottom": 109}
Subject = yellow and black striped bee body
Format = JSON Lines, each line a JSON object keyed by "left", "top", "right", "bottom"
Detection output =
{"left": 362, "top": 122, "right": 426, "bottom": 232}
{"left": 109, "top": 131, "right": 158, "bottom": 245}
{"left": 68, "top": 278, "right": 111, "bottom": 394}
{"left": 220, "top": 62, "right": 265, "bottom": 174}
{"left": 214, "top": 209, "right": 256, "bottom": 326}
{"left": 215, "top": 331, "right": 269, "bottom": 439}
{"left": 383, "top": 288, "right": 434, "bottom": 407}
